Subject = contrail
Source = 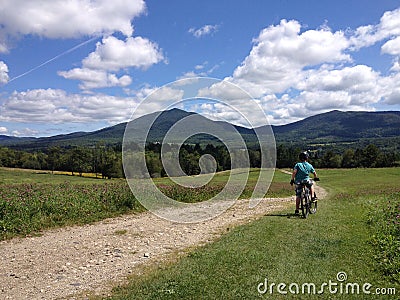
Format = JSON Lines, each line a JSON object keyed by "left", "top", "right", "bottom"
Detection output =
{"left": 7, "top": 35, "right": 100, "bottom": 84}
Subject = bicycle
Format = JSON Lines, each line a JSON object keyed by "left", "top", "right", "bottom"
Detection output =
{"left": 296, "top": 178, "right": 319, "bottom": 218}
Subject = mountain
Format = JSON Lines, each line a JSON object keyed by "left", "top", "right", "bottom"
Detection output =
{"left": 1, "top": 108, "right": 258, "bottom": 150}
{"left": 270, "top": 110, "right": 400, "bottom": 143}
{"left": 122, "top": 108, "right": 258, "bottom": 146}
{"left": 0, "top": 135, "right": 36, "bottom": 146}
{"left": 0, "top": 109, "right": 399, "bottom": 151}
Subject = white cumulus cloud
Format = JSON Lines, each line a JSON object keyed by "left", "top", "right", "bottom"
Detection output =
{"left": 83, "top": 36, "right": 164, "bottom": 71}
{"left": 350, "top": 7, "right": 400, "bottom": 49}
{"left": 298, "top": 65, "right": 381, "bottom": 97}
{"left": 382, "top": 36, "right": 400, "bottom": 56}
{"left": 0, "top": 88, "right": 138, "bottom": 124}
{"left": 0, "top": 61, "right": 9, "bottom": 84}
{"left": 58, "top": 68, "right": 132, "bottom": 90}
{"left": 390, "top": 60, "right": 400, "bottom": 72}
{"left": 0, "top": 0, "right": 146, "bottom": 52}
{"left": 0, "top": 126, "right": 8, "bottom": 134}
{"left": 379, "top": 72, "right": 400, "bottom": 105}
{"left": 59, "top": 36, "right": 164, "bottom": 90}
{"left": 199, "top": 8, "right": 400, "bottom": 125}
{"left": 231, "top": 19, "right": 350, "bottom": 96}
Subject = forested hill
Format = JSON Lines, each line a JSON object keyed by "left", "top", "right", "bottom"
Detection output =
{"left": 270, "top": 110, "right": 400, "bottom": 142}
{"left": 0, "top": 109, "right": 399, "bottom": 150}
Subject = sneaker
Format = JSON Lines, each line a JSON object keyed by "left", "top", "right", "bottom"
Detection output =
{"left": 294, "top": 210, "right": 300, "bottom": 215}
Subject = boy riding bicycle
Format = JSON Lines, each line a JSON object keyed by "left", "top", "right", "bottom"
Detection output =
{"left": 290, "top": 152, "right": 319, "bottom": 215}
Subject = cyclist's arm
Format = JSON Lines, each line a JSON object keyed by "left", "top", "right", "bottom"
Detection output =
{"left": 291, "top": 169, "right": 297, "bottom": 181}
{"left": 312, "top": 171, "right": 320, "bottom": 181}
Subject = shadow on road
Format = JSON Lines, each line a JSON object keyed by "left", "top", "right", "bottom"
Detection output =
{"left": 264, "top": 212, "right": 302, "bottom": 219}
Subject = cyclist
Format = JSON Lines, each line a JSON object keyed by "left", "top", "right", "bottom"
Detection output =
{"left": 290, "top": 152, "right": 319, "bottom": 215}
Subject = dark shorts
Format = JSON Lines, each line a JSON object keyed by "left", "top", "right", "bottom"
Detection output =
{"left": 295, "top": 179, "right": 313, "bottom": 197}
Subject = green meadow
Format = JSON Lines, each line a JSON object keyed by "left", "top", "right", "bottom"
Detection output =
{"left": 0, "top": 167, "right": 291, "bottom": 240}
{"left": 1, "top": 167, "right": 399, "bottom": 299}
{"left": 0, "top": 168, "right": 143, "bottom": 239}
{"left": 105, "top": 168, "right": 399, "bottom": 299}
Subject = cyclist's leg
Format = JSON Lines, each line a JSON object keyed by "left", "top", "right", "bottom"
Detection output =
{"left": 309, "top": 181, "right": 316, "bottom": 201}
{"left": 295, "top": 185, "right": 301, "bottom": 214}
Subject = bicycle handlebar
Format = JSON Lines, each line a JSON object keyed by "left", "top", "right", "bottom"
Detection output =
{"left": 290, "top": 177, "right": 320, "bottom": 185}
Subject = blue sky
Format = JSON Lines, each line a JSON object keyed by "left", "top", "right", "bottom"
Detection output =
{"left": 1, "top": 0, "right": 400, "bottom": 137}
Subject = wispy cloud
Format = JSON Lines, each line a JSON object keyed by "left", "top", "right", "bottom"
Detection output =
{"left": 12, "top": 128, "right": 38, "bottom": 137}
{"left": 8, "top": 36, "right": 99, "bottom": 84}
{"left": 189, "top": 24, "right": 219, "bottom": 38}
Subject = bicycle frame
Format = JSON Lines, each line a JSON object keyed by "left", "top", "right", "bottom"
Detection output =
{"left": 297, "top": 181, "right": 317, "bottom": 218}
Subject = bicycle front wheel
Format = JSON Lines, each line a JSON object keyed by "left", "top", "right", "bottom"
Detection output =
{"left": 309, "top": 198, "right": 317, "bottom": 214}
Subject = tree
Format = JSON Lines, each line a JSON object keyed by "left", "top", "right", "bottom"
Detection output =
{"left": 321, "top": 151, "right": 342, "bottom": 168}
{"left": 353, "top": 148, "right": 364, "bottom": 167}
{"left": 363, "top": 144, "right": 380, "bottom": 167}
{"left": 276, "top": 144, "right": 300, "bottom": 168}
{"left": 20, "top": 152, "right": 41, "bottom": 169}
{"left": 67, "top": 147, "right": 91, "bottom": 176}
{"left": 376, "top": 151, "right": 396, "bottom": 167}
{"left": 277, "top": 144, "right": 290, "bottom": 168}
{"left": 215, "top": 146, "right": 230, "bottom": 171}
{"left": 341, "top": 149, "right": 355, "bottom": 168}
{"left": 48, "top": 146, "right": 61, "bottom": 173}
{"left": 0, "top": 147, "right": 17, "bottom": 167}
{"left": 179, "top": 149, "right": 200, "bottom": 175}
{"left": 102, "top": 149, "right": 122, "bottom": 179}
{"left": 231, "top": 149, "right": 249, "bottom": 169}
{"left": 145, "top": 151, "right": 162, "bottom": 178}
{"left": 123, "top": 151, "right": 147, "bottom": 178}
{"left": 93, "top": 142, "right": 106, "bottom": 178}
{"left": 249, "top": 149, "right": 261, "bottom": 168}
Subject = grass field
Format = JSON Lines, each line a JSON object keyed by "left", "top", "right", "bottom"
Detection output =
{"left": 0, "top": 167, "right": 138, "bottom": 239}
{"left": 0, "top": 167, "right": 292, "bottom": 240}
{"left": 0, "top": 167, "right": 104, "bottom": 184}
{"left": 105, "top": 168, "right": 400, "bottom": 299}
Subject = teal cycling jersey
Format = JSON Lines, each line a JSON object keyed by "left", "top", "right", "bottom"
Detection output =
{"left": 293, "top": 161, "right": 315, "bottom": 182}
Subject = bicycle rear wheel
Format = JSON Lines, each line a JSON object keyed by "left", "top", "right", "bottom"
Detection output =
{"left": 301, "top": 192, "right": 309, "bottom": 218}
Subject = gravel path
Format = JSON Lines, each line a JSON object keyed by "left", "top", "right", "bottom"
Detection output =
{"left": 0, "top": 184, "right": 326, "bottom": 300}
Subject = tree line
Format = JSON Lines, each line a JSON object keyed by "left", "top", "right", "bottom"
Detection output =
{"left": 0, "top": 142, "right": 398, "bottom": 178}
{"left": 0, "top": 144, "right": 122, "bottom": 178}
{"left": 277, "top": 143, "right": 399, "bottom": 169}
{"left": 141, "top": 143, "right": 260, "bottom": 178}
